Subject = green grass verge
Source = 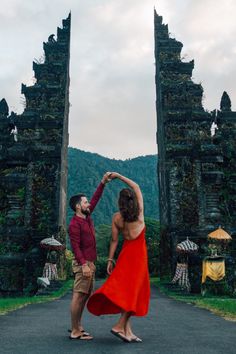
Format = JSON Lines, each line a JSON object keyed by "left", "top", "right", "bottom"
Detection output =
{"left": 0, "top": 279, "right": 73, "bottom": 315}
{"left": 151, "top": 277, "right": 236, "bottom": 321}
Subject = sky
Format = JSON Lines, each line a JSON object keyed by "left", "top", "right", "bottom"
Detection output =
{"left": 0, "top": 0, "right": 236, "bottom": 159}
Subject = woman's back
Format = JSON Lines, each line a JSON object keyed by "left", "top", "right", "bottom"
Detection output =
{"left": 113, "top": 212, "right": 144, "bottom": 240}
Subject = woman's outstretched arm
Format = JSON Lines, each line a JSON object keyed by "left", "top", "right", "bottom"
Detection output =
{"left": 110, "top": 172, "right": 144, "bottom": 216}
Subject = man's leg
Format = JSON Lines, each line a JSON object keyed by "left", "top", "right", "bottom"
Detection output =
{"left": 70, "top": 291, "right": 91, "bottom": 338}
{"left": 76, "top": 291, "right": 90, "bottom": 332}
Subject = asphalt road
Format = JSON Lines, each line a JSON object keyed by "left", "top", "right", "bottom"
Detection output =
{"left": 0, "top": 282, "right": 236, "bottom": 354}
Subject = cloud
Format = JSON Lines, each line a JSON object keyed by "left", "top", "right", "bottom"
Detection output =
{"left": 0, "top": 0, "right": 235, "bottom": 158}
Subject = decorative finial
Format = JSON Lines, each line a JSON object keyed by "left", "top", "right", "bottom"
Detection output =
{"left": 0, "top": 98, "right": 9, "bottom": 117}
{"left": 220, "top": 91, "right": 231, "bottom": 111}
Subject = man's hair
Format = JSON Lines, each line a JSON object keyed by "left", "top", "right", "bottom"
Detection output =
{"left": 118, "top": 188, "right": 139, "bottom": 222}
{"left": 69, "top": 194, "right": 86, "bottom": 212}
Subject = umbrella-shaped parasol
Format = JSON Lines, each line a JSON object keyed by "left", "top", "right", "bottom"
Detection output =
{"left": 176, "top": 238, "right": 199, "bottom": 253}
{"left": 37, "top": 277, "right": 50, "bottom": 288}
{"left": 40, "top": 235, "right": 65, "bottom": 251}
{"left": 208, "top": 226, "right": 232, "bottom": 240}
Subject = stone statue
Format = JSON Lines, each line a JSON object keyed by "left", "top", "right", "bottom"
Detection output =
{"left": 8, "top": 122, "right": 18, "bottom": 141}
{"left": 210, "top": 122, "right": 218, "bottom": 137}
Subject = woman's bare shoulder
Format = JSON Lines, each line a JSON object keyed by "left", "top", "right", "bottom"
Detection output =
{"left": 112, "top": 212, "right": 124, "bottom": 228}
{"left": 112, "top": 212, "right": 121, "bottom": 222}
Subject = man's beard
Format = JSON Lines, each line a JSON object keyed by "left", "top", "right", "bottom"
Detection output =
{"left": 81, "top": 208, "right": 90, "bottom": 216}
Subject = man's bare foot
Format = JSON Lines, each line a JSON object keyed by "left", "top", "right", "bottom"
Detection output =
{"left": 68, "top": 327, "right": 90, "bottom": 336}
{"left": 69, "top": 333, "right": 93, "bottom": 340}
{"left": 70, "top": 330, "right": 83, "bottom": 338}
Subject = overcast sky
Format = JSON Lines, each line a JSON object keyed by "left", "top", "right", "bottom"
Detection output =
{"left": 0, "top": 0, "right": 235, "bottom": 159}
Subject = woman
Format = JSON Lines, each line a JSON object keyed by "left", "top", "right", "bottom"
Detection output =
{"left": 87, "top": 172, "right": 150, "bottom": 343}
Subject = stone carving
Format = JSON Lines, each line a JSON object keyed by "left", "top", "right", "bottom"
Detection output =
{"left": 48, "top": 34, "right": 56, "bottom": 43}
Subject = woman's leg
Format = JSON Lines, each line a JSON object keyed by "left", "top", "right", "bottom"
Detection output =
{"left": 111, "top": 312, "right": 142, "bottom": 342}
{"left": 125, "top": 319, "right": 142, "bottom": 342}
{"left": 111, "top": 311, "right": 131, "bottom": 333}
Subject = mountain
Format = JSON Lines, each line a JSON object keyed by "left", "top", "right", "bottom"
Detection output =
{"left": 67, "top": 148, "right": 159, "bottom": 226}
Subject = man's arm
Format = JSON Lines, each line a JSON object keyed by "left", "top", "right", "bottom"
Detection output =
{"left": 89, "top": 172, "right": 111, "bottom": 213}
{"left": 68, "top": 224, "right": 86, "bottom": 265}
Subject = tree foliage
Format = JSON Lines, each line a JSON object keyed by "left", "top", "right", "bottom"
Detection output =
{"left": 67, "top": 148, "right": 159, "bottom": 226}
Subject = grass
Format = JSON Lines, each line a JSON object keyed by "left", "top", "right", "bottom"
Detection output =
{"left": 0, "top": 279, "right": 73, "bottom": 315}
{"left": 151, "top": 277, "right": 236, "bottom": 321}
{"left": 2, "top": 277, "right": 236, "bottom": 321}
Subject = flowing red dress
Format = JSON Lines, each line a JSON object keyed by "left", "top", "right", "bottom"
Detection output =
{"left": 87, "top": 226, "right": 150, "bottom": 316}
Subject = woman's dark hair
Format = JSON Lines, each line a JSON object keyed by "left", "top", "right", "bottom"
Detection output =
{"left": 69, "top": 194, "right": 85, "bottom": 212}
{"left": 118, "top": 188, "right": 139, "bottom": 222}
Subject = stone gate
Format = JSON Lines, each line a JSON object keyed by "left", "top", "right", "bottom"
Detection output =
{"left": 0, "top": 14, "right": 71, "bottom": 295}
{"left": 154, "top": 10, "right": 236, "bottom": 291}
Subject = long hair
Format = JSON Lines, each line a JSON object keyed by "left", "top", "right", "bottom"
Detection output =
{"left": 118, "top": 188, "right": 139, "bottom": 222}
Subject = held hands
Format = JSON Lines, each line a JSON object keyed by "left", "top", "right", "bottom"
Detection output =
{"left": 104, "top": 172, "right": 120, "bottom": 183}
{"left": 102, "top": 171, "right": 121, "bottom": 185}
{"left": 102, "top": 172, "right": 113, "bottom": 184}
{"left": 109, "top": 172, "right": 119, "bottom": 180}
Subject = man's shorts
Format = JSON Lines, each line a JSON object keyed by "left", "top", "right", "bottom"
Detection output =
{"left": 72, "top": 259, "right": 95, "bottom": 295}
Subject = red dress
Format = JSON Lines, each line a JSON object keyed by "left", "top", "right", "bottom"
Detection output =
{"left": 87, "top": 227, "right": 150, "bottom": 316}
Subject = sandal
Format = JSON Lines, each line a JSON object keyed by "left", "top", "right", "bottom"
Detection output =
{"left": 69, "top": 333, "right": 93, "bottom": 340}
{"left": 68, "top": 329, "right": 90, "bottom": 336}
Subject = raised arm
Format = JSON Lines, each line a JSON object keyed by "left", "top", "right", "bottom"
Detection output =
{"left": 110, "top": 172, "right": 144, "bottom": 217}
{"left": 107, "top": 214, "right": 120, "bottom": 275}
{"left": 89, "top": 172, "right": 112, "bottom": 213}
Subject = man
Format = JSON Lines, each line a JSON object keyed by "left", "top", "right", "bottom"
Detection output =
{"left": 68, "top": 172, "right": 111, "bottom": 340}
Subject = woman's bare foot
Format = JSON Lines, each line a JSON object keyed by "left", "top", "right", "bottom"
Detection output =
{"left": 130, "top": 335, "right": 142, "bottom": 342}
{"left": 125, "top": 324, "right": 142, "bottom": 342}
{"left": 125, "top": 329, "right": 142, "bottom": 342}
{"left": 110, "top": 329, "right": 130, "bottom": 342}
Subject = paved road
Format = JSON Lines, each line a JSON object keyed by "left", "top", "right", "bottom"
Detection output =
{"left": 0, "top": 282, "right": 236, "bottom": 354}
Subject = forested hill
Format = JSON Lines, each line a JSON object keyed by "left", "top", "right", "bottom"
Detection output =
{"left": 67, "top": 148, "right": 159, "bottom": 226}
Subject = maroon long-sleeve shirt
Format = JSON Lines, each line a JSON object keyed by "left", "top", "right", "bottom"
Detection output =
{"left": 68, "top": 182, "right": 105, "bottom": 265}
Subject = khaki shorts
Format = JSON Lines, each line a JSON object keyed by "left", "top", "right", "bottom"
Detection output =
{"left": 72, "top": 259, "right": 95, "bottom": 295}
